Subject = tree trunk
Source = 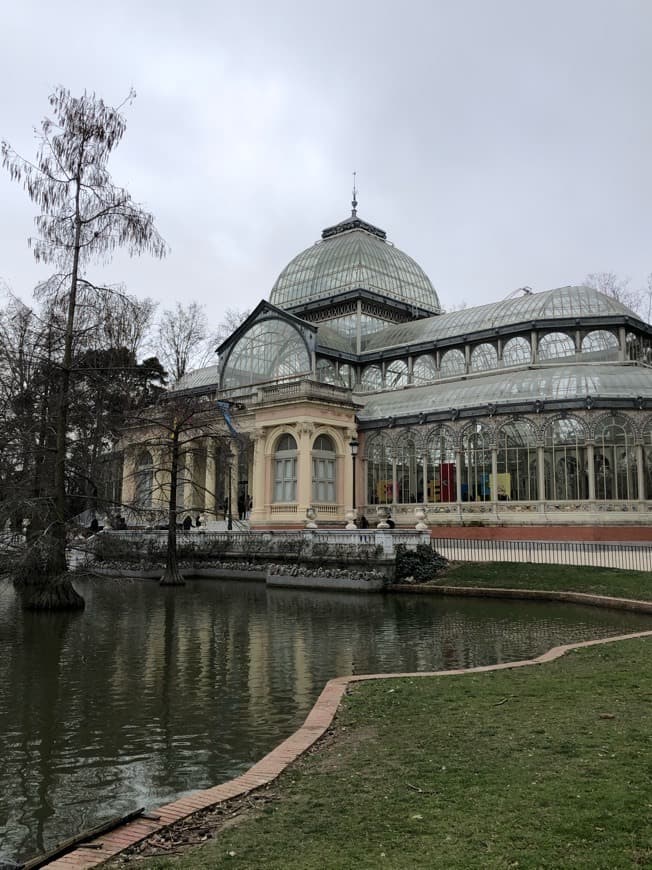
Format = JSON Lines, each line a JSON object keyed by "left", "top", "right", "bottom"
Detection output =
{"left": 22, "top": 163, "right": 86, "bottom": 610}
{"left": 19, "top": 574, "right": 85, "bottom": 610}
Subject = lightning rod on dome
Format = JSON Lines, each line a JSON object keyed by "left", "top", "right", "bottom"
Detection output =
{"left": 351, "top": 171, "right": 358, "bottom": 217}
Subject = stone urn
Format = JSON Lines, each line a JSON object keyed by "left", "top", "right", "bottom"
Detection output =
{"left": 345, "top": 509, "right": 357, "bottom": 530}
{"left": 305, "top": 506, "right": 318, "bottom": 529}
{"left": 376, "top": 506, "right": 390, "bottom": 529}
{"left": 415, "top": 506, "right": 429, "bottom": 531}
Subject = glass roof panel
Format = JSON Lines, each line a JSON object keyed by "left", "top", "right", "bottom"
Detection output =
{"left": 362, "top": 286, "right": 642, "bottom": 353}
{"left": 357, "top": 364, "right": 652, "bottom": 420}
{"left": 270, "top": 224, "right": 440, "bottom": 313}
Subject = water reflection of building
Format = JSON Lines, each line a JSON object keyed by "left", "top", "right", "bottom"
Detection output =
{"left": 120, "top": 198, "right": 652, "bottom": 536}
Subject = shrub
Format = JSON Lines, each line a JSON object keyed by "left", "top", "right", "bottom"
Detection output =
{"left": 394, "top": 543, "right": 448, "bottom": 584}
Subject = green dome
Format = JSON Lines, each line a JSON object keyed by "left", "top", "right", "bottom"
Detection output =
{"left": 269, "top": 212, "right": 441, "bottom": 313}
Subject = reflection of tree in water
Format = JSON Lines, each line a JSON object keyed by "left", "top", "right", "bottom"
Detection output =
{"left": 0, "top": 603, "right": 81, "bottom": 860}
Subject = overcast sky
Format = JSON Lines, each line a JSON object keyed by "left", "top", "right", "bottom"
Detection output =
{"left": 1, "top": 0, "right": 651, "bottom": 332}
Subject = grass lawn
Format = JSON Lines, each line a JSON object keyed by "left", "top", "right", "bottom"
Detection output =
{"left": 437, "top": 561, "right": 652, "bottom": 603}
{"left": 117, "top": 635, "right": 652, "bottom": 870}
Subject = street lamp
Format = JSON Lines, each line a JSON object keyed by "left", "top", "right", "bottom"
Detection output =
{"left": 349, "top": 438, "right": 359, "bottom": 518}
{"left": 226, "top": 451, "right": 233, "bottom": 531}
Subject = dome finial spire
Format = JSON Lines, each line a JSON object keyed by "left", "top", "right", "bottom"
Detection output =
{"left": 351, "top": 170, "right": 358, "bottom": 217}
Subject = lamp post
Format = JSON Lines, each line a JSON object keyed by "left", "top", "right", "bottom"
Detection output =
{"left": 226, "top": 451, "right": 233, "bottom": 531}
{"left": 349, "top": 438, "right": 359, "bottom": 518}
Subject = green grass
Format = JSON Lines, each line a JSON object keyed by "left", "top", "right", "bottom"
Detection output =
{"left": 122, "top": 636, "right": 652, "bottom": 870}
{"left": 439, "top": 561, "right": 652, "bottom": 602}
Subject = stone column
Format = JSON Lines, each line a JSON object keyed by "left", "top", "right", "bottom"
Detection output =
{"left": 121, "top": 448, "right": 137, "bottom": 507}
{"left": 537, "top": 445, "right": 546, "bottom": 505}
{"left": 618, "top": 325, "right": 627, "bottom": 362}
{"left": 636, "top": 444, "right": 645, "bottom": 501}
{"left": 250, "top": 430, "right": 268, "bottom": 525}
{"left": 204, "top": 440, "right": 218, "bottom": 518}
{"left": 455, "top": 449, "right": 463, "bottom": 503}
{"left": 181, "top": 448, "right": 195, "bottom": 512}
{"left": 297, "top": 423, "right": 314, "bottom": 514}
{"left": 586, "top": 443, "right": 596, "bottom": 501}
{"left": 491, "top": 447, "right": 498, "bottom": 504}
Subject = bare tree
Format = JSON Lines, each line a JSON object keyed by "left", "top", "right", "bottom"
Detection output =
{"left": 154, "top": 304, "right": 251, "bottom": 383}
{"left": 126, "top": 395, "right": 234, "bottom": 586}
{"left": 155, "top": 301, "right": 208, "bottom": 382}
{"left": 585, "top": 272, "right": 644, "bottom": 316}
{"left": 2, "top": 86, "right": 167, "bottom": 609}
{"left": 211, "top": 306, "right": 250, "bottom": 347}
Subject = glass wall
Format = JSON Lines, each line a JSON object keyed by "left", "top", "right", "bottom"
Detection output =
{"left": 543, "top": 417, "right": 588, "bottom": 500}
{"left": 366, "top": 435, "right": 393, "bottom": 504}
{"left": 593, "top": 414, "right": 637, "bottom": 500}
{"left": 412, "top": 354, "right": 437, "bottom": 385}
{"left": 645, "top": 419, "right": 652, "bottom": 500}
{"left": 460, "top": 424, "right": 491, "bottom": 501}
{"left": 496, "top": 420, "right": 538, "bottom": 501}
{"left": 470, "top": 343, "right": 498, "bottom": 372}
{"left": 425, "top": 427, "right": 456, "bottom": 503}
{"left": 538, "top": 332, "right": 575, "bottom": 361}
{"left": 502, "top": 336, "right": 531, "bottom": 367}
{"left": 386, "top": 359, "right": 408, "bottom": 389}
{"left": 222, "top": 319, "right": 311, "bottom": 388}
{"left": 440, "top": 349, "right": 465, "bottom": 378}
{"left": 395, "top": 434, "right": 421, "bottom": 503}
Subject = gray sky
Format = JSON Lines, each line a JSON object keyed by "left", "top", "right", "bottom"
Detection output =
{"left": 1, "top": 0, "right": 651, "bottom": 330}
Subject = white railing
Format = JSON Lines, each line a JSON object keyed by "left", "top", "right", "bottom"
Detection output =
{"left": 431, "top": 537, "right": 652, "bottom": 573}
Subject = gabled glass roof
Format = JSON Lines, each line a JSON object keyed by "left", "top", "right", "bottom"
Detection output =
{"left": 362, "top": 286, "right": 640, "bottom": 352}
{"left": 269, "top": 212, "right": 441, "bottom": 313}
{"left": 357, "top": 363, "right": 652, "bottom": 420}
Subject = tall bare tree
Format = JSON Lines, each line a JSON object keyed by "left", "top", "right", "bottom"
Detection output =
{"left": 155, "top": 301, "right": 208, "bottom": 382}
{"left": 2, "top": 87, "right": 167, "bottom": 609}
{"left": 585, "top": 272, "right": 644, "bottom": 316}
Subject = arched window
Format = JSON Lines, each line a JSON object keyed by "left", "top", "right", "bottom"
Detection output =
{"left": 412, "top": 354, "right": 437, "bottom": 385}
{"left": 316, "top": 359, "right": 338, "bottom": 385}
{"left": 221, "top": 319, "right": 310, "bottom": 388}
{"left": 274, "top": 433, "right": 298, "bottom": 503}
{"left": 395, "top": 433, "right": 421, "bottom": 503}
{"left": 338, "top": 363, "right": 354, "bottom": 388}
{"left": 543, "top": 417, "right": 588, "bottom": 500}
{"left": 644, "top": 418, "right": 652, "bottom": 499}
{"left": 425, "top": 427, "right": 456, "bottom": 503}
{"left": 470, "top": 343, "right": 498, "bottom": 372}
{"left": 385, "top": 359, "right": 408, "bottom": 389}
{"left": 496, "top": 420, "right": 538, "bottom": 501}
{"left": 460, "top": 424, "right": 491, "bottom": 502}
{"left": 581, "top": 330, "right": 618, "bottom": 358}
{"left": 360, "top": 365, "right": 383, "bottom": 391}
{"left": 135, "top": 450, "right": 153, "bottom": 508}
{"left": 593, "top": 415, "right": 637, "bottom": 500}
{"left": 312, "top": 434, "right": 336, "bottom": 503}
{"left": 440, "top": 349, "right": 465, "bottom": 378}
{"left": 502, "top": 336, "right": 531, "bottom": 367}
{"left": 538, "top": 332, "right": 575, "bottom": 361}
{"left": 366, "top": 435, "right": 393, "bottom": 505}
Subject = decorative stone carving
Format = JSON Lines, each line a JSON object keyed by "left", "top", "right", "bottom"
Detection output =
{"left": 415, "top": 506, "right": 429, "bottom": 530}
{"left": 345, "top": 509, "right": 357, "bottom": 530}
{"left": 376, "top": 505, "right": 390, "bottom": 529}
{"left": 305, "top": 505, "right": 318, "bottom": 529}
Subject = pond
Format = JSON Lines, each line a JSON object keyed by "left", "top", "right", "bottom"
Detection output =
{"left": 1, "top": 576, "right": 651, "bottom": 863}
